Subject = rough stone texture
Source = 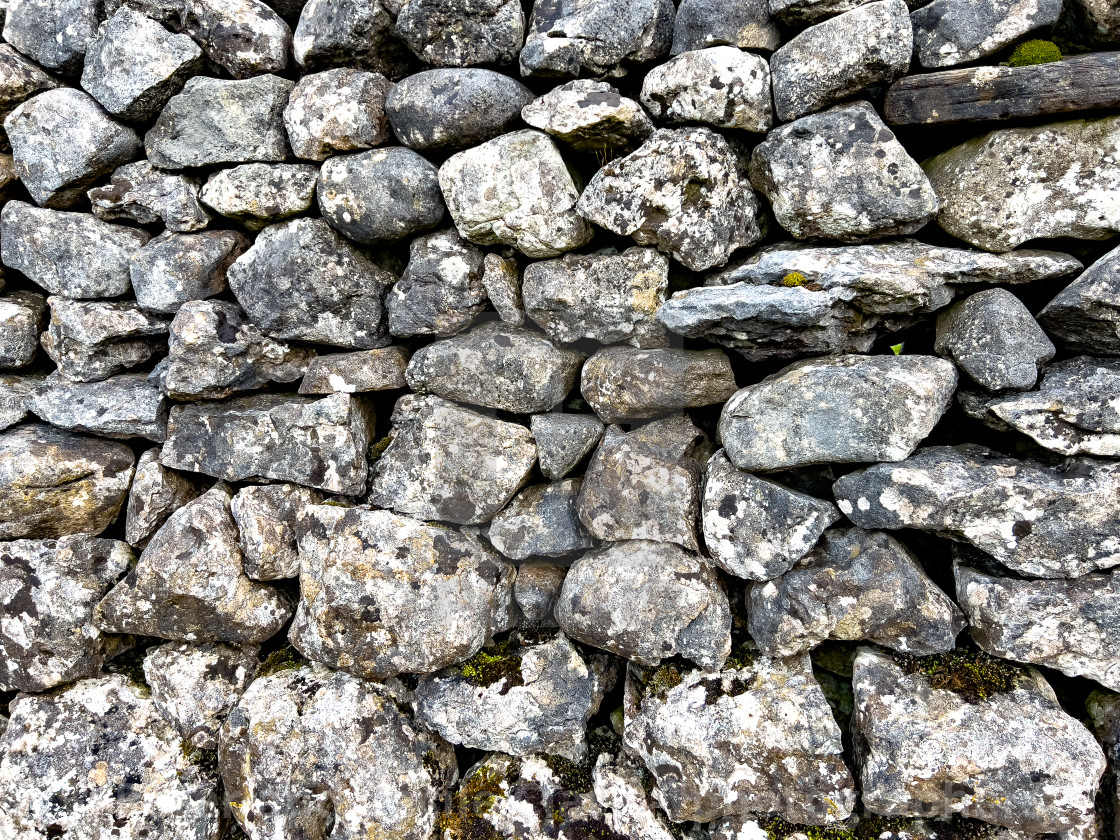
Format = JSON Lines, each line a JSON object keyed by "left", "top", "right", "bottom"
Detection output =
{"left": 292, "top": 0, "right": 413, "bottom": 76}
{"left": 482, "top": 253, "right": 523, "bottom": 325}
{"left": 719, "top": 354, "right": 957, "bottom": 471}
{"left": 625, "top": 653, "right": 856, "bottom": 823}
{"left": 1039, "top": 242, "right": 1120, "bottom": 354}
{"left": 672, "top": 0, "right": 781, "bottom": 52}
{"left": 441, "top": 129, "right": 593, "bottom": 258}
{"left": 181, "top": 0, "right": 291, "bottom": 79}
{"left": 557, "top": 539, "right": 731, "bottom": 669}
{"left": 521, "top": 80, "right": 653, "bottom": 153}
{"left": 769, "top": 0, "right": 912, "bottom": 121}
{"left": 0, "top": 675, "right": 221, "bottom": 840}
{"left": 0, "top": 291, "right": 46, "bottom": 368}
{"left": 227, "top": 217, "right": 395, "bottom": 348}
{"left": 523, "top": 247, "right": 669, "bottom": 348}
{"left": 0, "top": 535, "right": 131, "bottom": 692}
{"left": 702, "top": 449, "right": 840, "bottom": 581}
{"left": 641, "top": 46, "right": 772, "bottom": 134}
{"left": 925, "top": 117, "right": 1120, "bottom": 252}
{"left": 406, "top": 322, "right": 583, "bottom": 413}
{"left": 125, "top": 446, "right": 206, "bottom": 549}
{"left": 2, "top": 0, "right": 98, "bottom": 72}
{"left": 29, "top": 371, "right": 168, "bottom": 441}
{"left": 130, "top": 230, "right": 249, "bottom": 314}
{"left": 581, "top": 346, "right": 738, "bottom": 423}
{"left": 488, "top": 478, "right": 594, "bottom": 560}
{"left": 88, "top": 161, "right": 209, "bottom": 233}
{"left": 161, "top": 393, "right": 374, "bottom": 495}
{"left": 200, "top": 163, "right": 318, "bottom": 229}
{"left": 290, "top": 504, "right": 516, "bottom": 677}
{"left": 0, "top": 45, "right": 61, "bottom": 138}
{"left": 852, "top": 647, "right": 1106, "bottom": 834}
{"left": 80, "top": 8, "right": 203, "bottom": 122}
{"left": 146, "top": 75, "right": 293, "bottom": 169}
{"left": 144, "top": 641, "right": 259, "bottom": 748}
{"left": 0, "top": 374, "right": 43, "bottom": 430}
{"left": 578, "top": 414, "right": 704, "bottom": 550}
{"left": 283, "top": 68, "right": 393, "bottom": 161}
{"left": 368, "top": 394, "right": 537, "bottom": 525}
{"left": 833, "top": 444, "right": 1120, "bottom": 578}
{"left": 387, "top": 228, "right": 487, "bottom": 338}
{"left": 0, "top": 202, "right": 150, "bottom": 299}
{"left": 231, "top": 482, "right": 322, "bottom": 580}
{"left": 530, "top": 412, "right": 605, "bottom": 480}
{"left": 41, "top": 297, "right": 169, "bottom": 382}
{"left": 298, "top": 346, "right": 410, "bottom": 393}
{"left": 1073, "top": 0, "right": 1120, "bottom": 45}
{"left": 576, "top": 127, "right": 762, "bottom": 272}
{"left": 911, "top": 0, "right": 1063, "bottom": 69}
{"left": 220, "top": 664, "right": 455, "bottom": 840}
{"left": 514, "top": 561, "right": 566, "bottom": 627}
{"left": 935, "top": 288, "right": 1055, "bottom": 392}
{"left": 397, "top": 0, "right": 525, "bottom": 66}
{"left": 750, "top": 102, "right": 938, "bottom": 242}
{"left": 0, "top": 424, "right": 134, "bottom": 540}
{"left": 770, "top": 0, "right": 876, "bottom": 25}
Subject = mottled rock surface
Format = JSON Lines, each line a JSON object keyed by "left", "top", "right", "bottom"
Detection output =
{"left": 41, "top": 297, "right": 168, "bottom": 381}
{"left": 0, "top": 291, "right": 45, "bottom": 368}
{"left": 283, "top": 68, "right": 393, "bottom": 161}
{"left": 1040, "top": 243, "right": 1120, "bottom": 354}
{"left": 488, "top": 478, "right": 594, "bottom": 560}
{"left": 642, "top": 46, "right": 772, "bottom": 133}
{"left": 2, "top": 0, "right": 99, "bottom": 73}
{"left": 387, "top": 228, "right": 487, "bottom": 338}
{"left": 911, "top": 0, "right": 1063, "bottom": 69}
{"left": 181, "top": 0, "right": 291, "bottom": 79}
{"left": 231, "top": 482, "right": 322, "bottom": 580}
{"left": 130, "top": 229, "right": 248, "bottom": 314}
{"left": 29, "top": 371, "right": 168, "bottom": 441}
{"left": 88, "top": 161, "right": 209, "bottom": 232}
{"left": 200, "top": 163, "right": 318, "bottom": 229}
{"left": 672, "top": 0, "right": 781, "bottom": 52}
{"left": 521, "top": 80, "right": 653, "bottom": 153}
{"left": 125, "top": 446, "right": 205, "bottom": 548}
{"left": 298, "top": 346, "right": 410, "bottom": 393}
{"left": 396, "top": 0, "right": 524, "bottom": 67}
{"left": 531, "top": 412, "right": 605, "bottom": 480}
{"left": 292, "top": 0, "right": 413, "bottom": 75}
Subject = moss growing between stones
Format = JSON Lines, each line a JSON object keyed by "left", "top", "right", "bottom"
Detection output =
{"left": 256, "top": 643, "right": 307, "bottom": 678}
{"left": 180, "top": 740, "right": 219, "bottom": 776}
{"left": 459, "top": 639, "right": 525, "bottom": 693}
{"left": 781, "top": 271, "right": 807, "bottom": 287}
{"left": 543, "top": 727, "right": 620, "bottom": 796}
{"left": 368, "top": 434, "right": 393, "bottom": 460}
{"left": 645, "top": 664, "right": 683, "bottom": 698}
{"left": 436, "top": 765, "right": 509, "bottom": 840}
{"left": 1008, "top": 39, "right": 1061, "bottom": 67}
{"left": 896, "top": 646, "right": 1025, "bottom": 703}
{"left": 725, "top": 641, "right": 757, "bottom": 671}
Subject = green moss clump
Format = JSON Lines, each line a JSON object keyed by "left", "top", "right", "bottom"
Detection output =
{"left": 645, "top": 664, "right": 683, "bottom": 698}
{"left": 725, "top": 642, "right": 757, "bottom": 671}
{"left": 459, "top": 640, "right": 525, "bottom": 693}
{"left": 1008, "top": 39, "right": 1061, "bottom": 67}
{"left": 256, "top": 644, "right": 308, "bottom": 678}
{"left": 896, "top": 646, "right": 1025, "bottom": 703}
{"left": 543, "top": 754, "right": 594, "bottom": 794}
{"left": 781, "top": 271, "right": 808, "bottom": 287}
{"left": 565, "top": 818, "right": 629, "bottom": 840}
{"left": 436, "top": 766, "right": 508, "bottom": 840}
{"left": 368, "top": 435, "right": 393, "bottom": 460}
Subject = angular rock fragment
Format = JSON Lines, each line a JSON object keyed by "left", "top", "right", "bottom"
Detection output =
{"left": 1073, "top": 0, "right": 1120, "bottom": 45}
{"left": 318, "top": 147, "right": 444, "bottom": 245}
{"left": 387, "top": 228, "right": 487, "bottom": 337}
{"left": 95, "top": 484, "right": 292, "bottom": 643}
{"left": 441, "top": 129, "right": 592, "bottom": 258}
{"left": 558, "top": 540, "right": 730, "bottom": 669}
{"left": 515, "top": 561, "right": 566, "bottom": 627}
{"left": 577, "top": 127, "right": 761, "bottom": 271}
{"left": 41, "top": 297, "right": 169, "bottom": 382}
{"left": 0, "top": 374, "right": 43, "bottom": 430}
{"left": 291, "top": 504, "right": 516, "bottom": 677}
{"left": 593, "top": 751, "right": 684, "bottom": 840}
{"left": 852, "top": 647, "right": 1105, "bottom": 834}
{"left": 702, "top": 449, "right": 839, "bottom": 581}
{"left": 0, "top": 291, "right": 45, "bottom": 368}
{"left": 2, "top": 0, "right": 98, "bottom": 72}
{"left": 625, "top": 654, "right": 856, "bottom": 823}
{"left": 298, "top": 346, "right": 410, "bottom": 394}
{"left": 396, "top": 0, "right": 524, "bottom": 66}
{"left": 521, "top": 80, "right": 653, "bottom": 153}
{"left": 581, "top": 346, "right": 737, "bottom": 423}
{"left": 292, "top": 0, "right": 413, "bottom": 76}
{"left": 834, "top": 444, "right": 1120, "bottom": 578}
{"left": 530, "top": 412, "right": 604, "bottom": 480}
{"left": 125, "top": 446, "right": 206, "bottom": 548}
{"left": 0, "top": 535, "right": 131, "bottom": 692}
{"left": 283, "top": 68, "right": 393, "bottom": 161}
{"left": 130, "top": 230, "right": 248, "bottom": 315}
{"left": 911, "top": 0, "right": 1063, "bottom": 69}
{"left": 0, "top": 424, "right": 134, "bottom": 539}
{"left": 1039, "top": 243, "right": 1120, "bottom": 354}
{"left": 642, "top": 46, "right": 772, "bottom": 133}
{"left": 29, "top": 371, "right": 168, "bottom": 441}
{"left": 89, "top": 161, "right": 209, "bottom": 233}
{"left": 368, "top": 394, "right": 536, "bottom": 524}
{"left": 0, "top": 44, "right": 61, "bottom": 136}
{"left": 481, "top": 253, "right": 523, "bottom": 325}
{"left": 200, "top": 163, "right": 318, "bottom": 230}
{"left": 672, "top": 0, "right": 780, "bottom": 52}
{"left": 719, "top": 354, "right": 957, "bottom": 471}
{"left": 146, "top": 75, "right": 293, "bottom": 169}
{"left": 144, "top": 641, "right": 259, "bottom": 748}
{"left": 181, "top": 0, "right": 291, "bottom": 78}
{"left": 769, "top": 0, "right": 876, "bottom": 25}
{"left": 227, "top": 218, "right": 394, "bottom": 348}
{"left": 231, "top": 483, "right": 322, "bottom": 580}
{"left": 161, "top": 393, "right": 373, "bottom": 494}
{"left": 488, "top": 479, "right": 594, "bottom": 560}
{"left": 406, "top": 322, "right": 583, "bottom": 414}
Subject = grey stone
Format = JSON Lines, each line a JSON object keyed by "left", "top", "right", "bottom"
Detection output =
{"left": 368, "top": 393, "right": 537, "bottom": 524}
{"left": 146, "top": 74, "right": 293, "bottom": 169}
{"left": 144, "top": 641, "right": 259, "bottom": 749}
{"left": 719, "top": 354, "right": 957, "bottom": 471}
{"left": 488, "top": 479, "right": 594, "bottom": 560}
{"left": 0, "top": 45, "right": 61, "bottom": 136}
{"left": 317, "top": 147, "right": 444, "bottom": 245}
{"left": 1039, "top": 242, "right": 1120, "bottom": 354}
{"left": 514, "top": 561, "right": 567, "bottom": 626}
{"left": 290, "top": 504, "right": 516, "bottom": 677}
{"left": 29, "top": 371, "right": 168, "bottom": 441}
{"left": 386, "top": 68, "right": 535, "bottom": 152}
{"left": 642, "top": 46, "right": 773, "bottom": 133}
{"left": 558, "top": 540, "right": 731, "bottom": 669}
{"left": 161, "top": 393, "right": 374, "bottom": 494}
{"left": 1072, "top": 0, "right": 1120, "bottom": 45}
{"left": 833, "top": 444, "right": 1120, "bottom": 578}
{"left": 41, "top": 297, "right": 169, "bottom": 382}
{"left": 769, "top": 0, "right": 912, "bottom": 121}
{"left": 593, "top": 751, "right": 686, "bottom": 840}
{"left": 522, "top": 80, "right": 653, "bottom": 154}
{"left": 441, "top": 129, "right": 592, "bottom": 258}
{"left": 88, "top": 161, "right": 209, "bottom": 233}
{"left": 158, "top": 299, "right": 313, "bottom": 400}
{"left": 481, "top": 253, "right": 524, "bottom": 325}
{"left": 227, "top": 217, "right": 395, "bottom": 348}
{"left": 0, "top": 291, "right": 45, "bottom": 368}
{"left": 405, "top": 322, "right": 583, "bottom": 414}
{"left": 625, "top": 653, "right": 856, "bottom": 823}
{"left": 957, "top": 562, "right": 1120, "bottom": 692}
{"left": 125, "top": 446, "right": 206, "bottom": 549}
{"left": 200, "top": 163, "right": 318, "bottom": 230}
{"left": 852, "top": 646, "right": 1105, "bottom": 834}
{"left": 576, "top": 127, "right": 762, "bottom": 272}
{"left": 523, "top": 247, "right": 669, "bottom": 348}
{"left": 298, "top": 346, "right": 410, "bottom": 393}
{"left": 581, "top": 346, "right": 738, "bottom": 423}
{"left": 130, "top": 230, "right": 249, "bottom": 315}
{"left": 396, "top": 0, "right": 524, "bottom": 66}
{"left": 415, "top": 632, "right": 610, "bottom": 759}
{"left": 530, "top": 412, "right": 604, "bottom": 480}
{"left": 770, "top": 0, "right": 877, "bottom": 25}
{"left": 673, "top": 0, "right": 780, "bottom": 52}
{"left": 232, "top": 483, "right": 322, "bottom": 580}
{"left": 925, "top": 117, "right": 1120, "bottom": 252}
{"left": 283, "top": 68, "right": 393, "bottom": 161}
{"left": 702, "top": 449, "right": 840, "bottom": 581}
{"left": 0, "top": 424, "right": 134, "bottom": 540}
{"left": 5, "top": 90, "right": 141, "bottom": 208}
{"left": 292, "top": 0, "right": 413, "bottom": 75}
{"left": 95, "top": 484, "right": 293, "bottom": 643}
{"left": 520, "top": 0, "right": 675, "bottom": 78}
{"left": 749, "top": 527, "right": 965, "bottom": 656}
{"left": 0, "top": 675, "right": 221, "bottom": 840}
{"left": 0, "top": 535, "right": 132, "bottom": 692}
{"left": 578, "top": 414, "right": 704, "bottom": 550}
{"left": 750, "top": 102, "right": 938, "bottom": 242}
{"left": 181, "top": 0, "right": 291, "bottom": 78}
{"left": 912, "top": 0, "right": 1063, "bottom": 69}
{"left": 80, "top": 8, "right": 203, "bottom": 122}
{"left": 0, "top": 373, "right": 43, "bottom": 430}
{"left": 1, "top": 0, "right": 98, "bottom": 72}
{"left": 386, "top": 228, "right": 487, "bottom": 338}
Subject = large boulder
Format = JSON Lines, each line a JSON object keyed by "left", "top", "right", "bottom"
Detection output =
{"left": 911, "top": 0, "right": 1063, "bottom": 69}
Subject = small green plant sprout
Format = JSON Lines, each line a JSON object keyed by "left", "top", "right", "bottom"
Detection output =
{"left": 1007, "top": 40, "right": 1061, "bottom": 67}
{"left": 890, "top": 343, "right": 904, "bottom": 355}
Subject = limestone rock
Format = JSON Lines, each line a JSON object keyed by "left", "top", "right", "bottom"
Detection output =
{"left": 488, "top": 479, "right": 594, "bottom": 560}
{"left": 514, "top": 561, "right": 567, "bottom": 627}
{"left": 396, "top": 0, "right": 525, "bottom": 67}
{"left": 387, "top": 228, "right": 487, "bottom": 338}
{"left": 521, "top": 80, "right": 653, "bottom": 153}
{"left": 4, "top": 0, "right": 97, "bottom": 72}
{"left": 1039, "top": 242, "right": 1120, "bottom": 354}
{"left": 125, "top": 446, "right": 206, "bottom": 549}
{"left": 41, "top": 297, "right": 169, "bottom": 382}
{"left": 0, "top": 374, "right": 43, "bottom": 430}
{"left": 29, "top": 371, "right": 169, "bottom": 441}
{"left": 482, "top": 253, "right": 524, "bottom": 325}
{"left": 911, "top": 0, "right": 1063, "bottom": 69}
{"left": 231, "top": 483, "right": 322, "bottom": 580}
{"left": 292, "top": 0, "right": 413, "bottom": 75}
{"left": 298, "top": 346, "right": 410, "bottom": 393}
{"left": 0, "top": 291, "right": 46, "bottom": 368}
{"left": 770, "top": 0, "right": 877, "bottom": 25}
{"left": 1072, "top": 0, "right": 1120, "bottom": 45}
{"left": 530, "top": 412, "right": 604, "bottom": 480}
{"left": 672, "top": 0, "right": 781, "bottom": 52}
{"left": 130, "top": 230, "right": 249, "bottom": 315}
{"left": 641, "top": 46, "right": 773, "bottom": 133}
{"left": 181, "top": 0, "right": 291, "bottom": 79}
{"left": 88, "top": 161, "right": 209, "bottom": 232}
{"left": 200, "top": 163, "right": 318, "bottom": 230}
{"left": 0, "top": 45, "right": 61, "bottom": 138}
{"left": 283, "top": 68, "right": 393, "bottom": 161}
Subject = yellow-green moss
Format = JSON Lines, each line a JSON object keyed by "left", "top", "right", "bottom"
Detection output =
{"left": 1008, "top": 39, "right": 1061, "bottom": 67}
{"left": 435, "top": 766, "right": 508, "bottom": 840}
{"left": 256, "top": 644, "right": 307, "bottom": 678}
{"left": 459, "top": 640, "right": 524, "bottom": 692}
{"left": 781, "top": 271, "right": 808, "bottom": 287}
{"left": 104, "top": 648, "right": 152, "bottom": 698}
{"left": 725, "top": 642, "right": 757, "bottom": 671}
{"left": 368, "top": 435, "right": 393, "bottom": 460}
{"left": 896, "top": 646, "right": 1025, "bottom": 703}
{"left": 645, "top": 664, "right": 683, "bottom": 698}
